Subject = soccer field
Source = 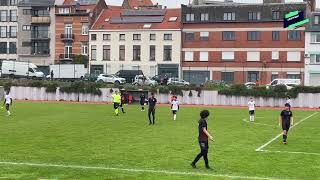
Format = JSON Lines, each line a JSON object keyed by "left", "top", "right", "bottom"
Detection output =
{"left": 0, "top": 102, "right": 319, "bottom": 180}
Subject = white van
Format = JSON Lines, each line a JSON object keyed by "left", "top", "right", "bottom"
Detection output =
{"left": 47, "top": 64, "right": 87, "bottom": 80}
{"left": 1, "top": 60, "right": 44, "bottom": 79}
{"left": 267, "top": 79, "right": 301, "bottom": 89}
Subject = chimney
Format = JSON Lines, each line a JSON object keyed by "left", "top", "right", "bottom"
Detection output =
{"left": 263, "top": 0, "right": 285, "bottom": 3}
{"left": 304, "top": 0, "right": 316, "bottom": 11}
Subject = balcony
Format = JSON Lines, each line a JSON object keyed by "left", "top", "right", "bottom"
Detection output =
{"left": 59, "top": 54, "right": 75, "bottom": 61}
{"left": 61, "top": 34, "right": 74, "bottom": 41}
{"left": 31, "top": 32, "right": 50, "bottom": 40}
{"left": 31, "top": 16, "right": 51, "bottom": 24}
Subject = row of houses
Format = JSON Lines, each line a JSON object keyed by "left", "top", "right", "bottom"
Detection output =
{"left": 0, "top": 0, "right": 319, "bottom": 85}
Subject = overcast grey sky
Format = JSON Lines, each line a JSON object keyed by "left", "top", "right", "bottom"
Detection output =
{"left": 106, "top": 0, "right": 319, "bottom": 8}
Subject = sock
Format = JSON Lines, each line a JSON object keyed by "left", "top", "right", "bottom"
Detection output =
{"left": 115, "top": 109, "right": 119, "bottom": 115}
{"left": 7, "top": 111, "right": 10, "bottom": 116}
{"left": 283, "top": 135, "right": 287, "bottom": 142}
{"left": 174, "top": 114, "right": 176, "bottom": 121}
{"left": 252, "top": 116, "right": 254, "bottom": 122}
{"left": 249, "top": 116, "right": 252, "bottom": 121}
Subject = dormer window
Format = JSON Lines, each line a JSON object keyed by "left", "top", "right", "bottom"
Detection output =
{"left": 59, "top": 8, "right": 70, "bottom": 14}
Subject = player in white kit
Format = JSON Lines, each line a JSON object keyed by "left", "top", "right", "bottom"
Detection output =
{"left": 248, "top": 98, "right": 255, "bottom": 122}
{"left": 171, "top": 96, "right": 179, "bottom": 121}
{"left": 3, "top": 91, "right": 12, "bottom": 116}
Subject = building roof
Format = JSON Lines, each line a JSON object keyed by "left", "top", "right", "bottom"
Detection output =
{"left": 19, "top": 0, "right": 55, "bottom": 7}
{"left": 122, "top": 0, "right": 154, "bottom": 9}
{"left": 91, "top": 7, "right": 181, "bottom": 30}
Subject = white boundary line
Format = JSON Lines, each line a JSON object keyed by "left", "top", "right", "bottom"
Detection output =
{"left": 259, "top": 150, "right": 320, "bottom": 156}
{"left": 256, "top": 112, "right": 319, "bottom": 152}
{"left": 242, "top": 119, "right": 276, "bottom": 127}
{"left": 0, "top": 161, "right": 289, "bottom": 180}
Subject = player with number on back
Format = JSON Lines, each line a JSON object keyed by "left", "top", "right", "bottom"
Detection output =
{"left": 248, "top": 97, "right": 255, "bottom": 122}
{"left": 279, "top": 103, "right": 293, "bottom": 144}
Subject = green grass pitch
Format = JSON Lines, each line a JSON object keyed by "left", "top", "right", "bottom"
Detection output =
{"left": 0, "top": 102, "right": 319, "bottom": 180}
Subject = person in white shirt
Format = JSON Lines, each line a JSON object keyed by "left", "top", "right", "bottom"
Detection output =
{"left": 248, "top": 97, "right": 255, "bottom": 122}
{"left": 171, "top": 96, "right": 179, "bottom": 121}
{"left": 3, "top": 91, "right": 12, "bottom": 116}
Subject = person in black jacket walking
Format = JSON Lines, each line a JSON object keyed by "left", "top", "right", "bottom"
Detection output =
{"left": 148, "top": 93, "right": 157, "bottom": 125}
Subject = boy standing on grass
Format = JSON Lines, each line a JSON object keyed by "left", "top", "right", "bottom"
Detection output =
{"left": 248, "top": 97, "right": 255, "bottom": 122}
{"left": 191, "top": 110, "right": 214, "bottom": 169}
{"left": 112, "top": 91, "right": 121, "bottom": 116}
{"left": 3, "top": 91, "right": 12, "bottom": 116}
{"left": 279, "top": 103, "right": 293, "bottom": 144}
{"left": 148, "top": 93, "right": 157, "bottom": 125}
{"left": 171, "top": 96, "right": 179, "bottom": 121}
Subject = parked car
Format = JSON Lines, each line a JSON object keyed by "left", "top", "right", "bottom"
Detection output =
{"left": 266, "top": 79, "right": 301, "bottom": 90}
{"left": 245, "top": 82, "right": 256, "bottom": 89}
{"left": 151, "top": 74, "right": 172, "bottom": 85}
{"left": 168, "top": 78, "right": 190, "bottom": 86}
{"left": 115, "top": 70, "right": 143, "bottom": 83}
{"left": 96, "top": 74, "right": 126, "bottom": 85}
{"left": 133, "top": 75, "right": 157, "bottom": 86}
{"left": 83, "top": 73, "right": 98, "bottom": 82}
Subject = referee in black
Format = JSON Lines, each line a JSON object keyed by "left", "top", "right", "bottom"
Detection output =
{"left": 279, "top": 103, "right": 293, "bottom": 144}
{"left": 191, "top": 110, "right": 214, "bottom": 169}
{"left": 148, "top": 93, "right": 157, "bottom": 125}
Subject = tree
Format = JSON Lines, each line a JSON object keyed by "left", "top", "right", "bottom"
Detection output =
{"left": 73, "top": 55, "right": 89, "bottom": 68}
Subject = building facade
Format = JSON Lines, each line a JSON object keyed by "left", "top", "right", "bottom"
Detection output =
{"left": 54, "top": 0, "right": 106, "bottom": 65}
{"left": 181, "top": 1, "right": 310, "bottom": 85}
{"left": 305, "top": 11, "right": 320, "bottom": 86}
{"left": 89, "top": 6, "right": 181, "bottom": 79}
{"left": 0, "top": 0, "right": 18, "bottom": 61}
{"left": 17, "top": 0, "right": 55, "bottom": 66}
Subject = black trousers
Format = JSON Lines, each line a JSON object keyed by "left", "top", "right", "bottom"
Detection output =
{"left": 192, "top": 140, "right": 209, "bottom": 167}
{"left": 148, "top": 108, "right": 155, "bottom": 124}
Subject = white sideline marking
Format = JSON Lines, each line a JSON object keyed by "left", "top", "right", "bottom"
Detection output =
{"left": 242, "top": 119, "right": 275, "bottom": 127}
{"left": 260, "top": 150, "right": 320, "bottom": 156}
{"left": 0, "top": 161, "right": 288, "bottom": 180}
{"left": 256, "top": 112, "right": 319, "bottom": 152}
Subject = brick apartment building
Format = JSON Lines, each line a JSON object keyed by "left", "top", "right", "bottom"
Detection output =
{"left": 54, "top": 0, "right": 106, "bottom": 65}
{"left": 181, "top": 0, "right": 314, "bottom": 85}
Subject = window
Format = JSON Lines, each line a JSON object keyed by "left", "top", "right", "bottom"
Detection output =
{"left": 315, "top": 15, "right": 320, "bottom": 25}
{"left": 91, "top": 45, "right": 96, "bottom": 60}
{"left": 103, "top": 45, "right": 110, "bottom": 61}
{"left": 163, "top": 45, "right": 172, "bottom": 61}
{"left": 59, "top": 8, "right": 70, "bottom": 14}
{"left": 287, "top": 30, "right": 301, "bottom": 40}
{"left": 248, "top": 31, "right": 261, "bottom": 41}
{"left": 133, "top": 45, "right": 141, "bottom": 61}
{"left": 200, "top": 32, "right": 209, "bottom": 41}
{"left": 150, "top": 34, "right": 156, "bottom": 40}
{"left": 287, "top": 73, "right": 300, "bottom": 79}
{"left": 272, "top": 31, "right": 280, "bottom": 41}
{"left": 185, "top": 32, "right": 194, "bottom": 41}
{"left": 133, "top": 34, "right": 141, "bottom": 41}
{"left": 310, "top": 54, "right": 320, "bottom": 64}
{"left": 247, "top": 52, "right": 260, "bottom": 61}
{"left": 64, "top": 42, "right": 72, "bottom": 59}
{"left": 119, "top": 34, "right": 125, "bottom": 41}
{"left": 272, "top": 51, "right": 279, "bottom": 60}
{"left": 248, "top": 12, "right": 261, "bottom": 21}
{"left": 271, "top": 73, "right": 278, "bottom": 81}
{"left": 23, "top": 25, "right": 31, "bottom": 31}
{"left": 169, "top": 17, "right": 178, "bottom": 22}
{"left": 119, "top": 45, "right": 125, "bottom": 61}
{"left": 222, "top": 52, "right": 234, "bottom": 61}
{"left": 287, "top": 52, "right": 301, "bottom": 61}
{"left": 164, "top": 34, "right": 172, "bottom": 40}
{"left": 272, "top": 11, "right": 280, "bottom": 20}
{"left": 32, "top": 42, "right": 49, "bottom": 55}
{"left": 82, "top": 23, "right": 89, "bottom": 35}
{"left": 32, "top": 9, "right": 49, "bottom": 17}
{"left": 0, "top": 0, "right": 8, "bottom": 5}
{"left": 0, "top": 42, "right": 7, "bottom": 54}
{"left": 221, "top": 72, "right": 234, "bottom": 83}
{"left": 23, "top": 9, "right": 31, "bottom": 15}
{"left": 200, "top": 52, "right": 208, "bottom": 61}
{"left": 223, "top": 12, "right": 235, "bottom": 21}
{"left": 149, "top": 45, "right": 155, "bottom": 61}
{"left": 91, "top": 34, "right": 96, "bottom": 41}
{"left": 186, "top": 13, "right": 194, "bottom": 22}
{"left": 9, "top": 26, "right": 17, "bottom": 38}
{"left": 143, "top": 24, "right": 151, "bottom": 28}
{"left": 201, "top": 13, "right": 209, "bottom": 21}
{"left": 311, "top": 33, "right": 320, "bottom": 43}
{"left": 185, "top": 51, "right": 193, "bottom": 61}
{"left": 222, "top": 31, "right": 235, "bottom": 41}
{"left": 247, "top": 71, "right": 259, "bottom": 82}
{"left": 10, "top": 10, "right": 17, "bottom": 22}
{"left": 81, "top": 42, "right": 88, "bottom": 55}
{"left": 0, "top": 10, "right": 7, "bottom": 22}
{"left": 10, "top": 0, "right": 17, "bottom": 5}
{"left": 0, "top": 26, "right": 7, "bottom": 38}
{"left": 103, "top": 34, "right": 111, "bottom": 41}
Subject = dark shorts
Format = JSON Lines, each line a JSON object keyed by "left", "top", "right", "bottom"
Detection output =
{"left": 113, "top": 103, "right": 120, "bottom": 109}
{"left": 249, "top": 110, "right": 255, "bottom": 115}
{"left": 282, "top": 122, "right": 290, "bottom": 131}
{"left": 148, "top": 108, "right": 155, "bottom": 113}
{"left": 140, "top": 101, "right": 145, "bottom": 106}
{"left": 5, "top": 104, "right": 10, "bottom": 110}
{"left": 199, "top": 140, "right": 209, "bottom": 151}
{"left": 172, "top": 110, "right": 177, "bottom": 114}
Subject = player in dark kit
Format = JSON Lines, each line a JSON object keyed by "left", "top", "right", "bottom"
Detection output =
{"left": 191, "top": 110, "right": 214, "bottom": 169}
{"left": 148, "top": 93, "right": 157, "bottom": 125}
{"left": 140, "top": 93, "right": 146, "bottom": 111}
{"left": 119, "top": 93, "right": 126, "bottom": 114}
{"left": 279, "top": 103, "right": 293, "bottom": 144}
